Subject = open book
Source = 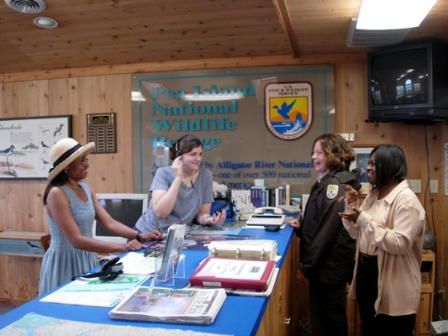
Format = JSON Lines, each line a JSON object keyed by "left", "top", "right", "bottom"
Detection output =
{"left": 109, "top": 285, "right": 227, "bottom": 325}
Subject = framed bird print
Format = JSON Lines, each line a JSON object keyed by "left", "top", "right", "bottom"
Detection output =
{"left": 0, "top": 115, "right": 72, "bottom": 179}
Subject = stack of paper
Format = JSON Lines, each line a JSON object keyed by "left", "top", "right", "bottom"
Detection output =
{"left": 109, "top": 286, "right": 227, "bottom": 325}
{"left": 120, "top": 252, "right": 159, "bottom": 275}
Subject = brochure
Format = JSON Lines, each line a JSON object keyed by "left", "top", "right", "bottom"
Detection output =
{"left": 40, "top": 275, "right": 148, "bottom": 308}
{"left": 156, "top": 224, "right": 186, "bottom": 282}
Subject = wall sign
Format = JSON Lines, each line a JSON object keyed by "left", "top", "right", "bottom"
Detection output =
{"left": 132, "top": 65, "right": 334, "bottom": 196}
{"left": 0, "top": 115, "right": 71, "bottom": 179}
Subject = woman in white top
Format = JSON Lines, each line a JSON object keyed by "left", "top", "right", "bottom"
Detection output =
{"left": 339, "top": 144, "right": 425, "bottom": 336}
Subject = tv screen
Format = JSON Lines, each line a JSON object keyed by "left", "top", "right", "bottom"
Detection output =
{"left": 370, "top": 47, "right": 429, "bottom": 107}
{"left": 93, "top": 193, "right": 148, "bottom": 244}
{"left": 367, "top": 42, "right": 448, "bottom": 124}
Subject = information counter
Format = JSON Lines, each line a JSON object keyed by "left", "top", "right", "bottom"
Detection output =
{"left": 0, "top": 225, "right": 298, "bottom": 336}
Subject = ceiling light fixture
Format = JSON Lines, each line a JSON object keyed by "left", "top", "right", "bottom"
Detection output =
{"left": 347, "top": 18, "right": 411, "bottom": 47}
{"left": 33, "top": 16, "right": 58, "bottom": 29}
{"left": 357, "top": 0, "right": 438, "bottom": 30}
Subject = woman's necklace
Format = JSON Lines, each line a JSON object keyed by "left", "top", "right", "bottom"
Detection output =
{"left": 189, "top": 170, "right": 199, "bottom": 187}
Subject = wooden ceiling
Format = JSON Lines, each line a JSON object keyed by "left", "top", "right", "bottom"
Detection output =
{"left": 1, "top": 0, "right": 448, "bottom": 75}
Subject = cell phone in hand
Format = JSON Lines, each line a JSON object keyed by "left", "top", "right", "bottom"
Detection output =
{"left": 214, "top": 202, "right": 231, "bottom": 216}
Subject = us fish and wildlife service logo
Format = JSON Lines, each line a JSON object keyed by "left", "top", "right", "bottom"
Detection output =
{"left": 326, "top": 185, "right": 339, "bottom": 200}
{"left": 265, "top": 82, "right": 312, "bottom": 140}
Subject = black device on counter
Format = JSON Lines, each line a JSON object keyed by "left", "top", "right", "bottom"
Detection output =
{"left": 214, "top": 202, "right": 233, "bottom": 216}
{"left": 75, "top": 256, "right": 123, "bottom": 282}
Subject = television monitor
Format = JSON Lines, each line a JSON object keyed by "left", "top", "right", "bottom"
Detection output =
{"left": 367, "top": 42, "right": 448, "bottom": 124}
{"left": 92, "top": 193, "right": 148, "bottom": 244}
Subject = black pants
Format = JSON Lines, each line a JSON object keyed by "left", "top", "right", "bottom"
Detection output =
{"left": 356, "top": 253, "right": 415, "bottom": 336}
{"left": 309, "top": 281, "right": 348, "bottom": 336}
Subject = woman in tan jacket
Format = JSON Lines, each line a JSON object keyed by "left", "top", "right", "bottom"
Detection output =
{"left": 339, "top": 144, "right": 425, "bottom": 336}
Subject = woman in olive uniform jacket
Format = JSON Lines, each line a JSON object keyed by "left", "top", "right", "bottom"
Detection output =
{"left": 288, "top": 133, "right": 360, "bottom": 336}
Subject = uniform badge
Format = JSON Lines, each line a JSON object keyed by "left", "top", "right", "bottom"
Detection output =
{"left": 326, "top": 185, "right": 339, "bottom": 199}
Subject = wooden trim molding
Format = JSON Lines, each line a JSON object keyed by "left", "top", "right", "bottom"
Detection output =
{"left": 0, "top": 54, "right": 367, "bottom": 83}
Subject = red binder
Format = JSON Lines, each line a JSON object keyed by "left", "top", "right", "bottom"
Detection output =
{"left": 189, "top": 257, "right": 276, "bottom": 291}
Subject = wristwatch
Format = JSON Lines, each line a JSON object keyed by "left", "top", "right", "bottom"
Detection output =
{"left": 136, "top": 231, "right": 143, "bottom": 242}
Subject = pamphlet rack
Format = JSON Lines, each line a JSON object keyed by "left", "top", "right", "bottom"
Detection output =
{"left": 153, "top": 253, "right": 185, "bottom": 286}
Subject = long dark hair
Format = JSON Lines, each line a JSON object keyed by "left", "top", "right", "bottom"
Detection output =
{"left": 43, "top": 172, "right": 68, "bottom": 205}
{"left": 370, "top": 144, "right": 407, "bottom": 189}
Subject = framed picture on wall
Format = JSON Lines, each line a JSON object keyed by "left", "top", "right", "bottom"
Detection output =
{"left": 350, "top": 146, "right": 374, "bottom": 194}
{"left": 0, "top": 115, "right": 72, "bottom": 179}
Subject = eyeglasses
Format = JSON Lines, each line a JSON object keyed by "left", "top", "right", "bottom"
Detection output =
{"left": 78, "top": 157, "right": 89, "bottom": 166}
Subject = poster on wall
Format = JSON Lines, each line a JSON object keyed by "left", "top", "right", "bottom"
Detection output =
{"left": 132, "top": 65, "right": 334, "bottom": 197}
{"left": 0, "top": 115, "right": 71, "bottom": 179}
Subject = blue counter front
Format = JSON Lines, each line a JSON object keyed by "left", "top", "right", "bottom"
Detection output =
{"left": 0, "top": 225, "right": 295, "bottom": 336}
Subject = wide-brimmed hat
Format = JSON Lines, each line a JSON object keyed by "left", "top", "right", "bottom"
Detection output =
{"left": 47, "top": 138, "right": 95, "bottom": 181}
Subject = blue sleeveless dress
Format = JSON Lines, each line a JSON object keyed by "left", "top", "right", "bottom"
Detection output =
{"left": 39, "top": 182, "right": 98, "bottom": 295}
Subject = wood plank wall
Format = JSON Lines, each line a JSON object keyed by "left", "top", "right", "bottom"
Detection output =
{"left": 0, "top": 75, "right": 134, "bottom": 306}
{"left": 0, "top": 58, "right": 446, "bottom": 322}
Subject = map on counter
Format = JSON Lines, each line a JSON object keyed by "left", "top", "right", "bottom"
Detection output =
{"left": 0, "top": 312, "right": 231, "bottom": 336}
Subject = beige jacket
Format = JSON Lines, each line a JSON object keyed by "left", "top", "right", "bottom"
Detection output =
{"left": 343, "top": 180, "right": 425, "bottom": 315}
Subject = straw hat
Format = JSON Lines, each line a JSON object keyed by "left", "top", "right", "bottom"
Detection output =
{"left": 47, "top": 138, "right": 95, "bottom": 181}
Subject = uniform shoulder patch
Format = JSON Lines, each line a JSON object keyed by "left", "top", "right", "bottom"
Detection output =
{"left": 326, "top": 184, "right": 339, "bottom": 199}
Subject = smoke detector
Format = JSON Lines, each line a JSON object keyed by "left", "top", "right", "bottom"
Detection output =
{"left": 5, "top": 0, "right": 46, "bottom": 14}
{"left": 347, "top": 18, "right": 411, "bottom": 47}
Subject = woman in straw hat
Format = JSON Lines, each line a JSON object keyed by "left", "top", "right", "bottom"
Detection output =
{"left": 39, "top": 138, "right": 162, "bottom": 295}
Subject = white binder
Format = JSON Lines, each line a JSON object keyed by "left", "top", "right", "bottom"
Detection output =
{"left": 207, "top": 239, "right": 278, "bottom": 260}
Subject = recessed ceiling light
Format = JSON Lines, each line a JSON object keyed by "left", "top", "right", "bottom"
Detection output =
{"left": 33, "top": 16, "right": 58, "bottom": 29}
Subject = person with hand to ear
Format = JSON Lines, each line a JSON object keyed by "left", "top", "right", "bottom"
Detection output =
{"left": 134, "top": 134, "right": 226, "bottom": 235}
{"left": 288, "top": 133, "right": 361, "bottom": 336}
{"left": 339, "top": 144, "right": 425, "bottom": 336}
{"left": 40, "top": 138, "right": 163, "bottom": 295}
